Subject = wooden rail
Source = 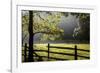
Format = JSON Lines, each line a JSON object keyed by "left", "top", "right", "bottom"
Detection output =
{"left": 22, "top": 43, "right": 90, "bottom": 62}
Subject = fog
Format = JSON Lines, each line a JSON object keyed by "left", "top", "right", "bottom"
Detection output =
{"left": 33, "top": 13, "right": 78, "bottom": 43}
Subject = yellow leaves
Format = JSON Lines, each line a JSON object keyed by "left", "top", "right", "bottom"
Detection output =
{"left": 22, "top": 11, "right": 64, "bottom": 41}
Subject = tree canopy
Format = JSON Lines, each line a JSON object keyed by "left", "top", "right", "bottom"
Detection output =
{"left": 72, "top": 13, "right": 90, "bottom": 41}
{"left": 22, "top": 11, "right": 64, "bottom": 45}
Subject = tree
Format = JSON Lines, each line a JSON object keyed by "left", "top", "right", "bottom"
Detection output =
{"left": 72, "top": 13, "right": 90, "bottom": 42}
{"left": 22, "top": 11, "right": 64, "bottom": 44}
{"left": 22, "top": 11, "right": 29, "bottom": 46}
{"left": 28, "top": 11, "right": 34, "bottom": 62}
{"left": 22, "top": 11, "right": 64, "bottom": 61}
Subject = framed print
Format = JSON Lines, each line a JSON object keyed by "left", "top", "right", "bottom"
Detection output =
{"left": 11, "top": 0, "right": 97, "bottom": 73}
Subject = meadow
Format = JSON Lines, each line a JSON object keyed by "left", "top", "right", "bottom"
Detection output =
{"left": 33, "top": 44, "right": 90, "bottom": 61}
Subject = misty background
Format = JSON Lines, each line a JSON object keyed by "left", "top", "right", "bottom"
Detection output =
{"left": 22, "top": 11, "right": 90, "bottom": 44}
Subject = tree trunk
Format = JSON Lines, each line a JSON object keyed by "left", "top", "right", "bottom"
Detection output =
{"left": 28, "top": 11, "right": 34, "bottom": 62}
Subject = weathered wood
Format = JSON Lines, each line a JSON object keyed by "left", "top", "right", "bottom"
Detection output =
{"left": 77, "top": 55, "right": 90, "bottom": 59}
{"left": 75, "top": 45, "right": 77, "bottom": 60}
{"left": 24, "top": 43, "right": 27, "bottom": 62}
{"left": 22, "top": 43, "right": 89, "bottom": 61}
{"left": 77, "top": 49, "right": 89, "bottom": 52}
{"left": 49, "top": 46, "right": 89, "bottom": 52}
{"left": 33, "top": 50, "right": 89, "bottom": 59}
{"left": 34, "top": 50, "right": 74, "bottom": 56}
{"left": 48, "top": 43, "right": 50, "bottom": 61}
{"left": 24, "top": 45, "right": 89, "bottom": 52}
{"left": 49, "top": 46, "right": 74, "bottom": 50}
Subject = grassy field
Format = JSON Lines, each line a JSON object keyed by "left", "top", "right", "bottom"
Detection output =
{"left": 33, "top": 44, "right": 90, "bottom": 61}
{"left": 22, "top": 44, "right": 90, "bottom": 62}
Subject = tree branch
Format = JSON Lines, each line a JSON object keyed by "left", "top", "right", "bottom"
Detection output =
{"left": 33, "top": 31, "right": 54, "bottom": 35}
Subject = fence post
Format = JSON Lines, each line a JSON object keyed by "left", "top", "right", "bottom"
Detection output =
{"left": 24, "top": 43, "right": 27, "bottom": 62}
{"left": 48, "top": 43, "right": 50, "bottom": 61}
{"left": 74, "top": 45, "right": 77, "bottom": 60}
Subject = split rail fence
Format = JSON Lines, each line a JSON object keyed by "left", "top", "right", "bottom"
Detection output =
{"left": 22, "top": 43, "right": 90, "bottom": 62}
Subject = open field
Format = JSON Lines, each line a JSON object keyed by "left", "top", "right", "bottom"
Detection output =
{"left": 22, "top": 44, "right": 90, "bottom": 62}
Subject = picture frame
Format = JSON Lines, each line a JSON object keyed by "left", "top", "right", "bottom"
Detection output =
{"left": 11, "top": 0, "right": 97, "bottom": 73}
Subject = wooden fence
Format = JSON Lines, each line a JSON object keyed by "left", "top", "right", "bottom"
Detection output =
{"left": 22, "top": 43, "right": 90, "bottom": 62}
